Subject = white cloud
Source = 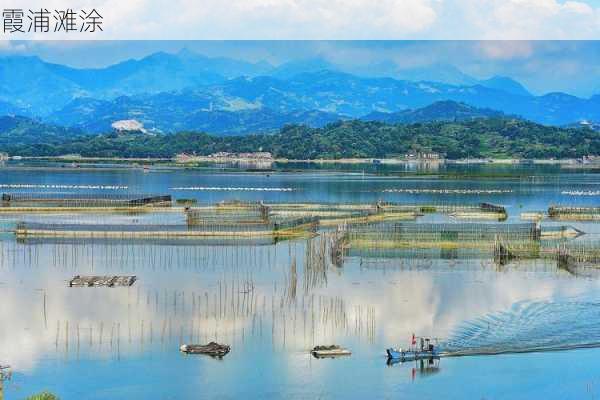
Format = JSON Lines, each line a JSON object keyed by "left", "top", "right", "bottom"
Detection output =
{"left": 563, "top": 1, "right": 594, "bottom": 14}
{"left": 448, "top": 0, "right": 600, "bottom": 39}
{"left": 477, "top": 41, "right": 534, "bottom": 60}
{"left": 173, "top": 0, "right": 440, "bottom": 38}
{"left": 3, "top": 0, "right": 438, "bottom": 39}
{"left": 0, "top": 41, "right": 27, "bottom": 52}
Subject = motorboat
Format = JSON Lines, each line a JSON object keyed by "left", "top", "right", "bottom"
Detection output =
{"left": 386, "top": 335, "right": 439, "bottom": 361}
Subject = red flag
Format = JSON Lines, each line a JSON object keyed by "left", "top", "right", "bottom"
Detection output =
{"left": 411, "top": 333, "right": 416, "bottom": 345}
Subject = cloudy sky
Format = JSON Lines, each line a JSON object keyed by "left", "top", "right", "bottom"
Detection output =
{"left": 2, "top": 40, "right": 600, "bottom": 97}
{"left": 0, "top": 0, "right": 599, "bottom": 40}
{"left": 1, "top": 1, "right": 599, "bottom": 96}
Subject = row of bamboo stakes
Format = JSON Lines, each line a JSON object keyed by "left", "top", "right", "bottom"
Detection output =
{"left": 47, "top": 294, "right": 377, "bottom": 358}
{"left": 0, "top": 219, "right": 597, "bottom": 366}
{"left": 0, "top": 232, "right": 379, "bottom": 362}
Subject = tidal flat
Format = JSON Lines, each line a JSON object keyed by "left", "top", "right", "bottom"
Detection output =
{"left": 1, "top": 163, "right": 600, "bottom": 399}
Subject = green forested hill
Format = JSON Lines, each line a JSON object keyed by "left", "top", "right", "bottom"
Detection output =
{"left": 2, "top": 117, "right": 598, "bottom": 159}
{"left": 0, "top": 116, "right": 86, "bottom": 154}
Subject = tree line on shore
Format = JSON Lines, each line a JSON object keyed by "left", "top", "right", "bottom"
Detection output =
{"left": 2, "top": 117, "right": 598, "bottom": 159}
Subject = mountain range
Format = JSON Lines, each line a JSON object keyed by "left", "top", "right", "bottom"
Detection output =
{"left": 1, "top": 50, "right": 600, "bottom": 134}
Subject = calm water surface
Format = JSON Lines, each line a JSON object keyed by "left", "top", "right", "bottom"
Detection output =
{"left": 1, "top": 165, "right": 599, "bottom": 399}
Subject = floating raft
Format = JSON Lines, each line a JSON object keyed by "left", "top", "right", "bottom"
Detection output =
{"left": 1, "top": 193, "right": 172, "bottom": 208}
{"left": 180, "top": 342, "right": 230, "bottom": 357}
{"left": 187, "top": 201, "right": 504, "bottom": 227}
{"left": 548, "top": 206, "right": 600, "bottom": 221}
{"left": 69, "top": 275, "right": 136, "bottom": 287}
{"left": 349, "top": 246, "right": 493, "bottom": 260}
{"left": 15, "top": 216, "right": 318, "bottom": 239}
{"left": 311, "top": 345, "right": 352, "bottom": 358}
{"left": 348, "top": 222, "right": 541, "bottom": 241}
{"left": 521, "top": 212, "right": 544, "bottom": 221}
{"left": 187, "top": 202, "right": 417, "bottom": 228}
{"left": 449, "top": 211, "right": 506, "bottom": 221}
{"left": 556, "top": 242, "right": 600, "bottom": 274}
{"left": 540, "top": 225, "right": 583, "bottom": 239}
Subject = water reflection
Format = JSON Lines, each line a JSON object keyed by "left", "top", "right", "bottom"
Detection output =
{"left": 0, "top": 166, "right": 599, "bottom": 398}
{"left": 1, "top": 235, "right": 599, "bottom": 377}
{"left": 386, "top": 357, "right": 441, "bottom": 382}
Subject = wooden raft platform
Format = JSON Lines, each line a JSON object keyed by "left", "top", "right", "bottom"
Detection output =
{"left": 69, "top": 275, "right": 137, "bottom": 287}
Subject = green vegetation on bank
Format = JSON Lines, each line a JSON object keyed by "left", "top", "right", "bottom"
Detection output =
{"left": 2, "top": 118, "right": 599, "bottom": 159}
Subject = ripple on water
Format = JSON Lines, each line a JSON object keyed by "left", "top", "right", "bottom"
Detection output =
{"left": 441, "top": 300, "right": 600, "bottom": 356}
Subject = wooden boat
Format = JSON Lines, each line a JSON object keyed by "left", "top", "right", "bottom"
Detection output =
{"left": 69, "top": 275, "right": 136, "bottom": 287}
{"left": 179, "top": 342, "right": 230, "bottom": 357}
{"left": 386, "top": 335, "right": 439, "bottom": 361}
{"left": 311, "top": 345, "right": 351, "bottom": 358}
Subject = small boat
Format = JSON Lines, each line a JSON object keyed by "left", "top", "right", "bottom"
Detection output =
{"left": 311, "top": 345, "right": 351, "bottom": 358}
{"left": 386, "top": 335, "right": 439, "bottom": 362}
{"left": 180, "top": 342, "right": 230, "bottom": 357}
{"left": 386, "top": 348, "right": 440, "bottom": 362}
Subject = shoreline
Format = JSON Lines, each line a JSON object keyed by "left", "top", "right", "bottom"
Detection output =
{"left": 6, "top": 155, "right": 594, "bottom": 166}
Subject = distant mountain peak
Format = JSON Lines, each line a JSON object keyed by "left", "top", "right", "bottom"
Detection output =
{"left": 362, "top": 100, "right": 505, "bottom": 124}
{"left": 478, "top": 76, "right": 531, "bottom": 97}
{"left": 421, "top": 99, "right": 470, "bottom": 108}
{"left": 271, "top": 57, "right": 337, "bottom": 79}
{"left": 393, "top": 63, "right": 479, "bottom": 87}
{"left": 176, "top": 47, "right": 196, "bottom": 57}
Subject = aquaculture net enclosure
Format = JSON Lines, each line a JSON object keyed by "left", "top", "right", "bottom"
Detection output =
{"left": 1, "top": 193, "right": 172, "bottom": 208}
{"left": 347, "top": 222, "right": 540, "bottom": 241}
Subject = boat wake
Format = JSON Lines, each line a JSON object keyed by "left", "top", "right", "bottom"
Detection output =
{"left": 440, "top": 300, "right": 600, "bottom": 357}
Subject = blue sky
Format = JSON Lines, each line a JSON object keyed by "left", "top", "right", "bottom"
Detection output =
{"left": 2, "top": 40, "right": 600, "bottom": 97}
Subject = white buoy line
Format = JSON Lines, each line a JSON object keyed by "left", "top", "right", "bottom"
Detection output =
{"left": 170, "top": 186, "right": 295, "bottom": 191}
{"left": 0, "top": 184, "right": 129, "bottom": 190}
{"left": 382, "top": 188, "right": 513, "bottom": 194}
{"left": 562, "top": 190, "right": 600, "bottom": 196}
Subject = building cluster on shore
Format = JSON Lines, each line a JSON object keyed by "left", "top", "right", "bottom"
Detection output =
{"left": 403, "top": 151, "right": 442, "bottom": 161}
{"left": 1, "top": 151, "right": 599, "bottom": 166}
{"left": 175, "top": 152, "right": 273, "bottom": 163}
{"left": 582, "top": 155, "right": 600, "bottom": 164}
